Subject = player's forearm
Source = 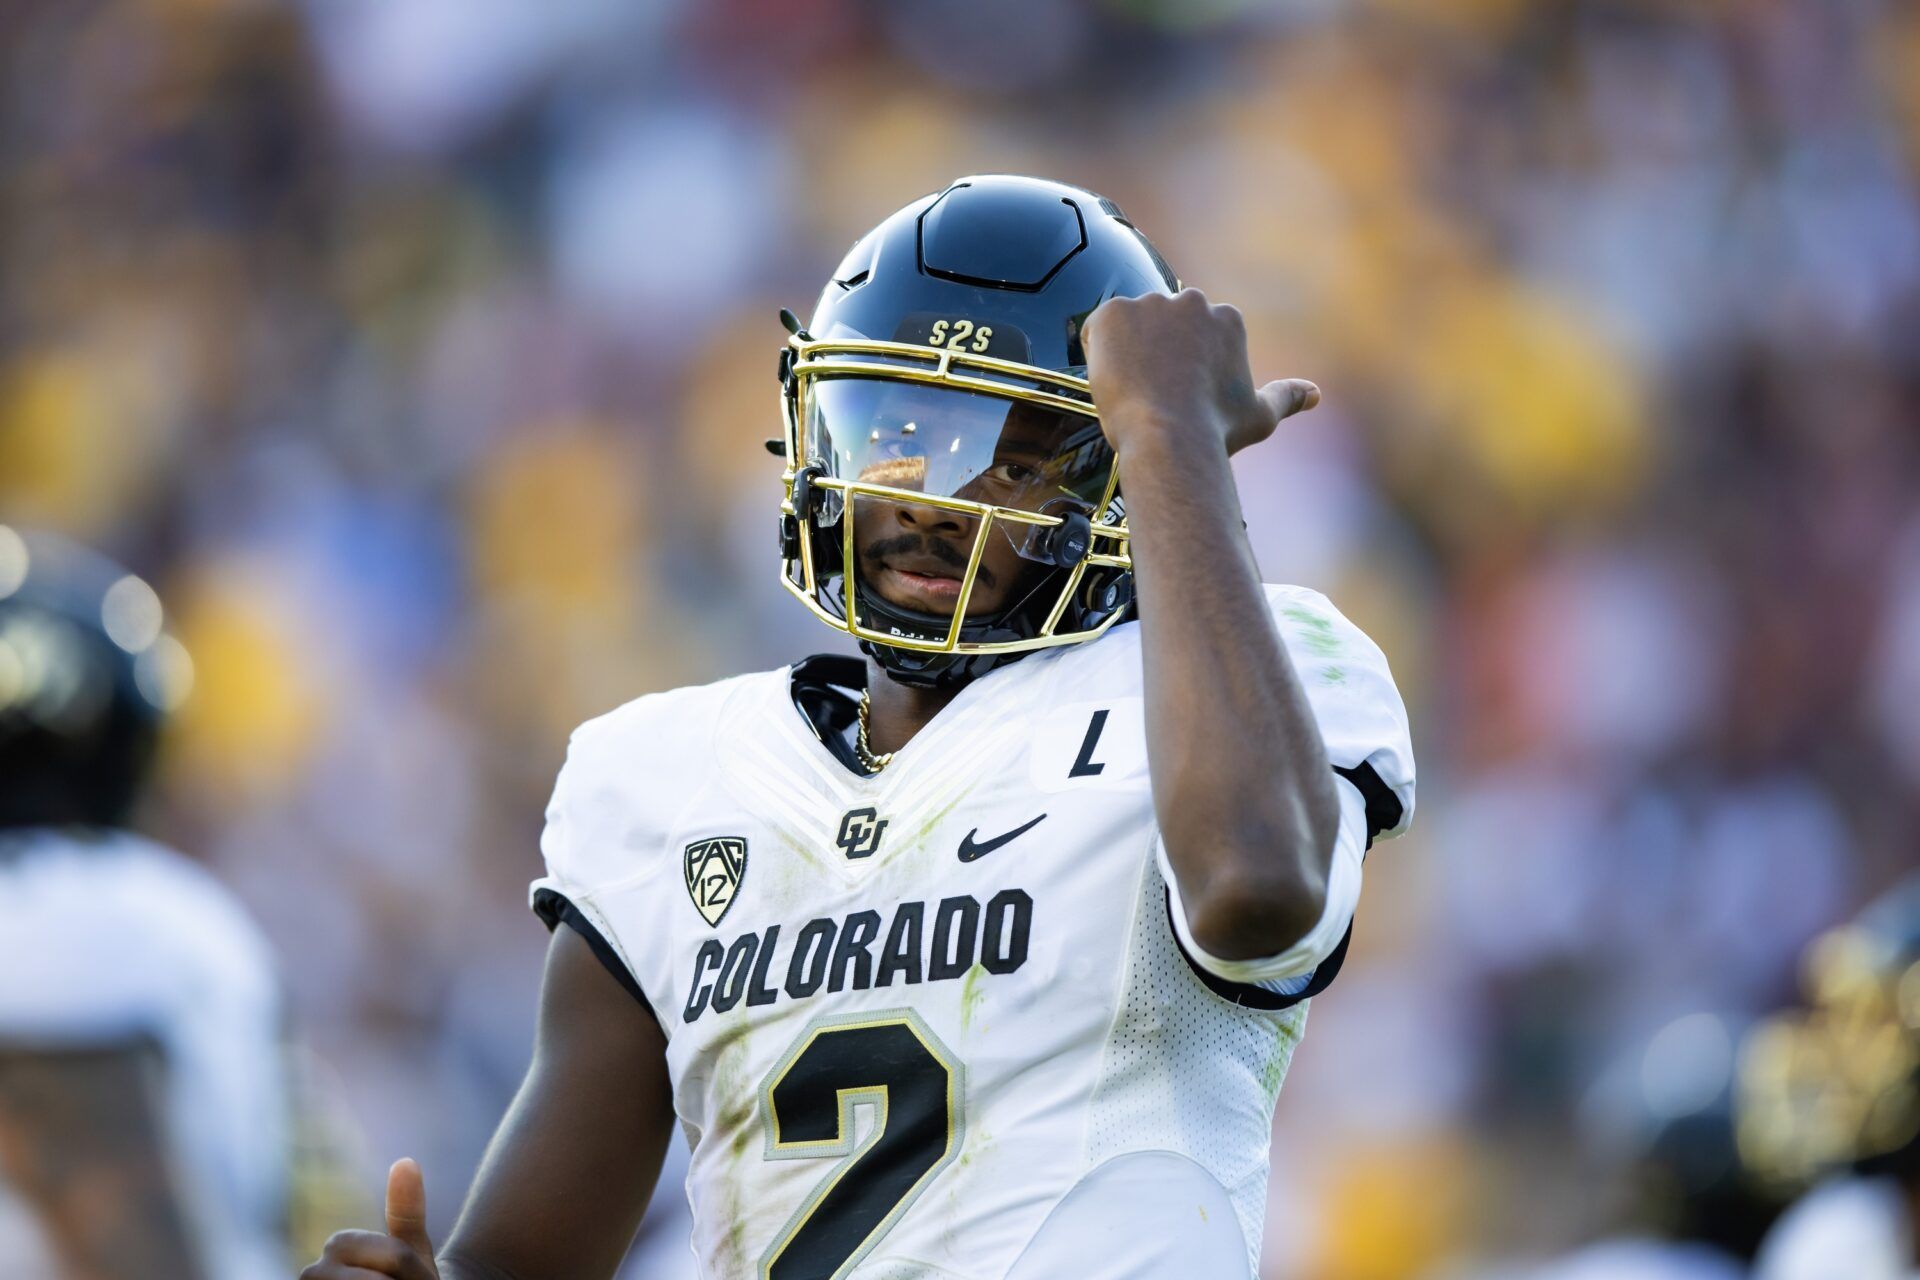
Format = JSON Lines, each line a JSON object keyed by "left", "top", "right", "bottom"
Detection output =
{"left": 439, "top": 927, "right": 671, "bottom": 1280}
{"left": 437, "top": 1143, "right": 653, "bottom": 1280}
{"left": 1116, "top": 424, "right": 1341, "bottom": 960}
{"left": 433, "top": 1251, "right": 536, "bottom": 1280}
{"left": 305, "top": 929, "right": 672, "bottom": 1280}
{"left": 436, "top": 1066, "right": 662, "bottom": 1280}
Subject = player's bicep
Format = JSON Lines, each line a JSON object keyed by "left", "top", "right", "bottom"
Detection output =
{"left": 440, "top": 925, "right": 674, "bottom": 1280}
{"left": 0, "top": 1040, "right": 204, "bottom": 1280}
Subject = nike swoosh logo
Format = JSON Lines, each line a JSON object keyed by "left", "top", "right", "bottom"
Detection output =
{"left": 957, "top": 814, "right": 1047, "bottom": 862}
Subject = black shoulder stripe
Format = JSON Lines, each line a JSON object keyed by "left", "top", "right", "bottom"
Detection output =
{"left": 1333, "top": 760, "right": 1401, "bottom": 848}
{"left": 532, "top": 887, "right": 664, "bottom": 1033}
{"left": 1162, "top": 888, "right": 1353, "bottom": 1012}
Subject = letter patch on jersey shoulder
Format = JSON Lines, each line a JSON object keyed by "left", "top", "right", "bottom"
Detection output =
{"left": 1027, "top": 698, "right": 1149, "bottom": 793}
{"left": 685, "top": 836, "right": 748, "bottom": 927}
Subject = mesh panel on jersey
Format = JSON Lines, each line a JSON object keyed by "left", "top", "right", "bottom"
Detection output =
{"left": 1083, "top": 852, "right": 1310, "bottom": 1270}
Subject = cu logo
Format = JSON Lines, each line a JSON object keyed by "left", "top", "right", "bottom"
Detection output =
{"left": 836, "top": 807, "right": 889, "bottom": 860}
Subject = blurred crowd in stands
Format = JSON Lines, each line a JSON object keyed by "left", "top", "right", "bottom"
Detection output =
{"left": 2, "top": 0, "right": 1916, "bottom": 1275}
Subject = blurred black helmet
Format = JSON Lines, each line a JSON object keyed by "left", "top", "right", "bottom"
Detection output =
{"left": 0, "top": 525, "right": 191, "bottom": 829}
{"left": 774, "top": 174, "right": 1179, "bottom": 688}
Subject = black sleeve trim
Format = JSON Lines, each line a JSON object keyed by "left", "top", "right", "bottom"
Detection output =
{"left": 532, "top": 887, "right": 664, "bottom": 1034}
{"left": 1163, "top": 888, "right": 1354, "bottom": 1012}
{"left": 1334, "top": 760, "right": 1401, "bottom": 849}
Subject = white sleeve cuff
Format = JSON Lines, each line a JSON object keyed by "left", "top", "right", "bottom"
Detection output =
{"left": 1158, "top": 776, "right": 1369, "bottom": 987}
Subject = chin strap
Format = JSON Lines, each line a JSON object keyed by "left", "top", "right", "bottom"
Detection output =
{"left": 859, "top": 636, "right": 1028, "bottom": 689}
{"left": 851, "top": 570, "right": 1055, "bottom": 690}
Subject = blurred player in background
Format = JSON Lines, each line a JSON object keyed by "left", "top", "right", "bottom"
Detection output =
{"left": 1481, "top": 1012, "right": 1781, "bottom": 1280}
{"left": 1742, "top": 877, "right": 1920, "bottom": 1280}
{"left": 304, "top": 175, "right": 1414, "bottom": 1280}
{"left": 0, "top": 525, "right": 294, "bottom": 1279}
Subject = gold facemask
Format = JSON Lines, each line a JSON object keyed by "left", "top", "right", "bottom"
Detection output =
{"left": 777, "top": 333, "right": 1133, "bottom": 656}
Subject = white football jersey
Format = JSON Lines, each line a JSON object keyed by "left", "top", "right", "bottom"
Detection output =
{"left": 531, "top": 585, "right": 1415, "bottom": 1280}
{"left": 1755, "top": 1177, "right": 1920, "bottom": 1280}
{"left": 0, "top": 829, "right": 289, "bottom": 1280}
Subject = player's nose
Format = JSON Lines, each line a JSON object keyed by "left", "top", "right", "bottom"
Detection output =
{"left": 890, "top": 499, "right": 968, "bottom": 537}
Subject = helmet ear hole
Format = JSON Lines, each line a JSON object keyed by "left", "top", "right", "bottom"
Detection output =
{"left": 1078, "top": 569, "right": 1131, "bottom": 622}
{"left": 1016, "top": 497, "right": 1094, "bottom": 568}
{"left": 790, "top": 463, "right": 826, "bottom": 522}
{"left": 1037, "top": 511, "right": 1092, "bottom": 567}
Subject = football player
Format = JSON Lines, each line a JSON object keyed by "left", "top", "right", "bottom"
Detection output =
{"left": 304, "top": 174, "right": 1415, "bottom": 1280}
{"left": 0, "top": 526, "right": 293, "bottom": 1278}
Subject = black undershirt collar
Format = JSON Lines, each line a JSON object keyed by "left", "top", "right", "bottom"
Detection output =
{"left": 789, "top": 653, "right": 873, "bottom": 777}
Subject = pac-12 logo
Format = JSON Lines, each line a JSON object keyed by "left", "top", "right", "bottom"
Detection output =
{"left": 836, "top": 807, "right": 888, "bottom": 860}
{"left": 684, "top": 836, "right": 747, "bottom": 927}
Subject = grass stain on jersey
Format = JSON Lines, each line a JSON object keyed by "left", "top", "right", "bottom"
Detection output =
{"left": 943, "top": 1123, "right": 994, "bottom": 1254}
{"left": 712, "top": 1163, "right": 751, "bottom": 1279}
{"left": 1321, "top": 665, "right": 1347, "bottom": 684}
{"left": 772, "top": 823, "right": 831, "bottom": 883}
{"left": 717, "top": 1191, "right": 750, "bottom": 1280}
{"left": 959, "top": 962, "right": 989, "bottom": 1033}
{"left": 958, "top": 1120, "right": 991, "bottom": 1170}
{"left": 905, "top": 784, "right": 976, "bottom": 855}
{"left": 1262, "top": 1009, "right": 1309, "bottom": 1100}
{"left": 1281, "top": 605, "right": 1344, "bottom": 657}
{"left": 704, "top": 1030, "right": 757, "bottom": 1279}
{"left": 1262, "top": 1042, "right": 1288, "bottom": 1099}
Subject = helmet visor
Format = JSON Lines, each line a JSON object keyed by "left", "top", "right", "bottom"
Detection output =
{"left": 803, "top": 376, "right": 1113, "bottom": 531}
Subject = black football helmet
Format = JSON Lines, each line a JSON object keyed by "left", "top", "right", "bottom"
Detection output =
{"left": 775, "top": 174, "right": 1179, "bottom": 687}
{"left": 0, "top": 525, "right": 191, "bottom": 829}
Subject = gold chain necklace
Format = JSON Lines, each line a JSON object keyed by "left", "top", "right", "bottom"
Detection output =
{"left": 855, "top": 690, "right": 895, "bottom": 773}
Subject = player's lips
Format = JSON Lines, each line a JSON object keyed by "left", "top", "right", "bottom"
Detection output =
{"left": 871, "top": 552, "right": 991, "bottom": 610}
{"left": 892, "top": 566, "right": 960, "bottom": 586}
{"left": 879, "top": 565, "right": 966, "bottom": 604}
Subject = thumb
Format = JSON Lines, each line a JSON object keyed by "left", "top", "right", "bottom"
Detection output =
{"left": 1256, "top": 378, "right": 1321, "bottom": 426}
{"left": 385, "top": 1157, "right": 436, "bottom": 1264}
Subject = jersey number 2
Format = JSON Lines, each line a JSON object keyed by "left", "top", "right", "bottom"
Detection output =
{"left": 759, "top": 1011, "right": 964, "bottom": 1279}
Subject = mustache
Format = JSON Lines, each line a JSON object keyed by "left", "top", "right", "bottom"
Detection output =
{"left": 862, "top": 533, "right": 996, "bottom": 588}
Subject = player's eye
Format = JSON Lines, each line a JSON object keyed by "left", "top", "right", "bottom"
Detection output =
{"left": 982, "top": 460, "right": 1039, "bottom": 486}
